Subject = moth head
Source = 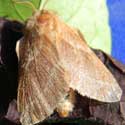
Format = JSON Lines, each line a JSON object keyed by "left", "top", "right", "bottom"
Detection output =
{"left": 25, "top": 10, "right": 57, "bottom": 31}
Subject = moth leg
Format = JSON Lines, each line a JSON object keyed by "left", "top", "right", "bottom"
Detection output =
{"left": 56, "top": 89, "right": 76, "bottom": 117}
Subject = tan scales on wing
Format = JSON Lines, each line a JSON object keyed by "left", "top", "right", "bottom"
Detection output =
{"left": 17, "top": 10, "right": 122, "bottom": 125}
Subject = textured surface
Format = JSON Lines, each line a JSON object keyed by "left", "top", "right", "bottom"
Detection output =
{"left": 18, "top": 11, "right": 69, "bottom": 125}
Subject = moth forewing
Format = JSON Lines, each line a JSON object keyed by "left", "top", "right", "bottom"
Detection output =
{"left": 17, "top": 11, "right": 70, "bottom": 125}
{"left": 54, "top": 17, "right": 122, "bottom": 102}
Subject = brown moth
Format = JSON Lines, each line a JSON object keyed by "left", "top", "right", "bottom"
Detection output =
{"left": 17, "top": 10, "right": 122, "bottom": 125}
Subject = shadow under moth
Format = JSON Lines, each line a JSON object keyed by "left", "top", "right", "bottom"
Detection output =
{"left": 16, "top": 10, "right": 122, "bottom": 125}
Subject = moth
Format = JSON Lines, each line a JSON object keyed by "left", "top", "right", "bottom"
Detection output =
{"left": 17, "top": 10, "right": 122, "bottom": 125}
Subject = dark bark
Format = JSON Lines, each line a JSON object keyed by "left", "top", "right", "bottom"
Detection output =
{"left": 0, "top": 18, "right": 23, "bottom": 117}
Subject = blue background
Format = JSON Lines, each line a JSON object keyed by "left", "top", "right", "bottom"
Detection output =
{"left": 107, "top": 0, "right": 125, "bottom": 64}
